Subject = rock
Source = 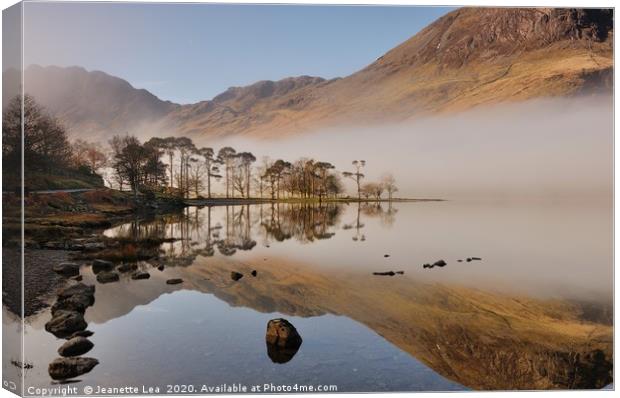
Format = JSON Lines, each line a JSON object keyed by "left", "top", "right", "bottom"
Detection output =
{"left": 117, "top": 263, "right": 138, "bottom": 273}
{"left": 251, "top": 270, "right": 257, "bottom": 277}
{"left": 471, "top": 257, "right": 482, "bottom": 261}
{"left": 52, "top": 263, "right": 80, "bottom": 277}
{"left": 266, "top": 342, "right": 301, "bottom": 364}
{"left": 68, "top": 330, "right": 94, "bottom": 339}
{"left": 131, "top": 271, "right": 150, "bottom": 280}
{"left": 83, "top": 242, "right": 105, "bottom": 250}
{"left": 373, "top": 271, "right": 396, "bottom": 276}
{"left": 48, "top": 357, "right": 99, "bottom": 380}
{"left": 396, "top": 271, "right": 404, "bottom": 275}
{"left": 57, "top": 283, "right": 95, "bottom": 300}
{"left": 433, "top": 260, "right": 447, "bottom": 267}
{"left": 45, "top": 311, "right": 87, "bottom": 338}
{"left": 466, "top": 258, "right": 472, "bottom": 262}
{"left": 157, "top": 265, "right": 165, "bottom": 271}
{"left": 96, "top": 271, "right": 119, "bottom": 284}
{"left": 166, "top": 278, "right": 183, "bottom": 285}
{"left": 92, "top": 259, "right": 114, "bottom": 274}
{"left": 57, "top": 337, "right": 94, "bottom": 357}
{"left": 71, "top": 275, "right": 83, "bottom": 281}
{"left": 266, "top": 318, "right": 303, "bottom": 348}
{"left": 51, "top": 294, "right": 92, "bottom": 315}
{"left": 457, "top": 259, "right": 463, "bottom": 262}
{"left": 423, "top": 263, "right": 432, "bottom": 269}
{"left": 231, "top": 271, "right": 244, "bottom": 281}
{"left": 384, "top": 254, "right": 390, "bottom": 258}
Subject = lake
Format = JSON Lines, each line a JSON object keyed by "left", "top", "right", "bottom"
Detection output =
{"left": 10, "top": 200, "right": 614, "bottom": 392}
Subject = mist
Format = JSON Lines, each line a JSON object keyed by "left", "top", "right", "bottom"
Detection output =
{"left": 200, "top": 96, "right": 612, "bottom": 201}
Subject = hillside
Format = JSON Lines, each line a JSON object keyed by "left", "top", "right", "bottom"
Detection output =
{"left": 6, "top": 7, "right": 613, "bottom": 140}
{"left": 3, "top": 65, "right": 179, "bottom": 140}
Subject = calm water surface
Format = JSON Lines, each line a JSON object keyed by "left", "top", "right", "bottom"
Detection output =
{"left": 13, "top": 200, "right": 613, "bottom": 392}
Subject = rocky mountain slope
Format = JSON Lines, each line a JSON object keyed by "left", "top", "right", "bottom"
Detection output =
{"left": 6, "top": 7, "right": 613, "bottom": 140}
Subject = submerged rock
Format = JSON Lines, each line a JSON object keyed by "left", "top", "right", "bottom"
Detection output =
{"left": 57, "top": 283, "right": 95, "bottom": 300}
{"left": 373, "top": 271, "right": 396, "bottom": 276}
{"left": 131, "top": 271, "right": 150, "bottom": 280}
{"left": 57, "top": 337, "right": 94, "bottom": 357}
{"left": 117, "top": 263, "right": 138, "bottom": 273}
{"left": 48, "top": 357, "right": 99, "bottom": 380}
{"left": 166, "top": 278, "right": 183, "bottom": 285}
{"left": 45, "top": 311, "right": 87, "bottom": 338}
{"left": 68, "top": 330, "right": 94, "bottom": 339}
{"left": 52, "top": 263, "right": 80, "bottom": 277}
{"left": 266, "top": 318, "right": 303, "bottom": 348}
{"left": 231, "top": 271, "right": 244, "bottom": 281}
{"left": 92, "top": 259, "right": 114, "bottom": 274}
{"left": 96, "top": 271, "right": 120, "bottom": 284}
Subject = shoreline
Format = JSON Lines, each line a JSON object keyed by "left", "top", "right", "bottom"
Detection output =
{"left": 183, "top": 197, "right": 444, "bottom": 206}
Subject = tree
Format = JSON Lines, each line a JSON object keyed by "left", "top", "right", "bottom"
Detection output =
{"left": 72, "top": 140, "right": 107, "bottom": 173}
{"left": 314, "top": 161, "right": 335, "bottom": 202}
{"left": 237, "top": 152, "right": 256, "bottom": 198}
{"left": 196, "top": 147, "right": 220, "bottom": 198}
{"left": 188, "top": 157, "right": 207, "bottom": 197}
{"left": 3, "top": 95, "right": 71, "bottom": 174}
{"left": 218, "top": 147, "right": 237, "bottom": 198}
{"left": 175, "top": 137, "right": 195, "bottom": 198}
{"left": 381, "top": 173, "right": 399, "bottom": 201}
{"left": 342, "top": 160, "right": 366, "bottom": 200}
{"left": 109, "top": 135, "right": 149, "bottom": 198}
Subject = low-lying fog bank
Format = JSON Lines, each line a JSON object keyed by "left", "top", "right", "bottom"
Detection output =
{"left": 206, "top": 96, "right": 612, "bottom": 202}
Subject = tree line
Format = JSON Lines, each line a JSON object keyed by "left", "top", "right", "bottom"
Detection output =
{"left": 107, "top": 134, "right": 399, "bottom": 202}
{"left": 2, "top": 95, "right": 399, "bottom": 200}
{"left": 2, "top": 95, "right": 108, "bottom": 185}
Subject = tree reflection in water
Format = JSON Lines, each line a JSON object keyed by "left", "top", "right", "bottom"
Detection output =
{"left": 105, "top": 202, "right": 399, "bottom": 268}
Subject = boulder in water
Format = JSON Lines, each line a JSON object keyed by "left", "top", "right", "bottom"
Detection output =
{"left": 45, "top": 311, "right": 87, "bottom": 338}
{"left": 92, "top": 259, "right": 114, "bottom": 274}
{"left": 57, "top": 337, "right": 94, "bottom": 357}
{"left": 48, "top": 357, "right": 98, "bottom": 380}
{"left": 53, "top": 263, "right": 80, "bottom": 277}
{"left": 117, "top": 263, "right": 138, "bottom": 273}
{"left": 96, "top": 271, "right": 119, "bottom": 284}
{"left": 266, "top": 318, "right": 302, "bottom": 348}
{"left": 131, "top": 271, "right": 150, "bottom": 280}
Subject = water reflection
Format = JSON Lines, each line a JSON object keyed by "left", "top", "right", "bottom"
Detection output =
{"left": 105, "top": 202, "right": 398, "bottom": 266}
{"left": 22, "top": 201, "right": 612, "bottom": 391}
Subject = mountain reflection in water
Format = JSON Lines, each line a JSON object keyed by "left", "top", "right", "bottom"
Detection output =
{"left": 21, "top": 202, "right": 613, "bottom": 391}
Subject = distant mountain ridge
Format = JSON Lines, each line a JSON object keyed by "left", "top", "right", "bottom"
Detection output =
{"left": 3, "top": 7, "right": 613, "bottom": 140}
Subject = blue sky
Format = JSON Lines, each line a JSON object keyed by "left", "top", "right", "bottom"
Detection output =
{"left": 23, "top": 3, "right": 453, "bottom": 104}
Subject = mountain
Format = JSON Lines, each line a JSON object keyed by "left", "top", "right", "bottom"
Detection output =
{"left": 156, "top": 7, "right": 614, "bottom": 138}
{"left": 3, "top": 65, "right": 179, "bottom": 140}
{"left": 5, "top": 7, "right": 613, "bottom": 140}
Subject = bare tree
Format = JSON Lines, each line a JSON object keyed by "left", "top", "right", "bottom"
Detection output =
{"left": 381, "top": 173, "right": 398, "bottom": 201}
{"left": 342, "top": 160, "right": 366, "bottom": 200}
